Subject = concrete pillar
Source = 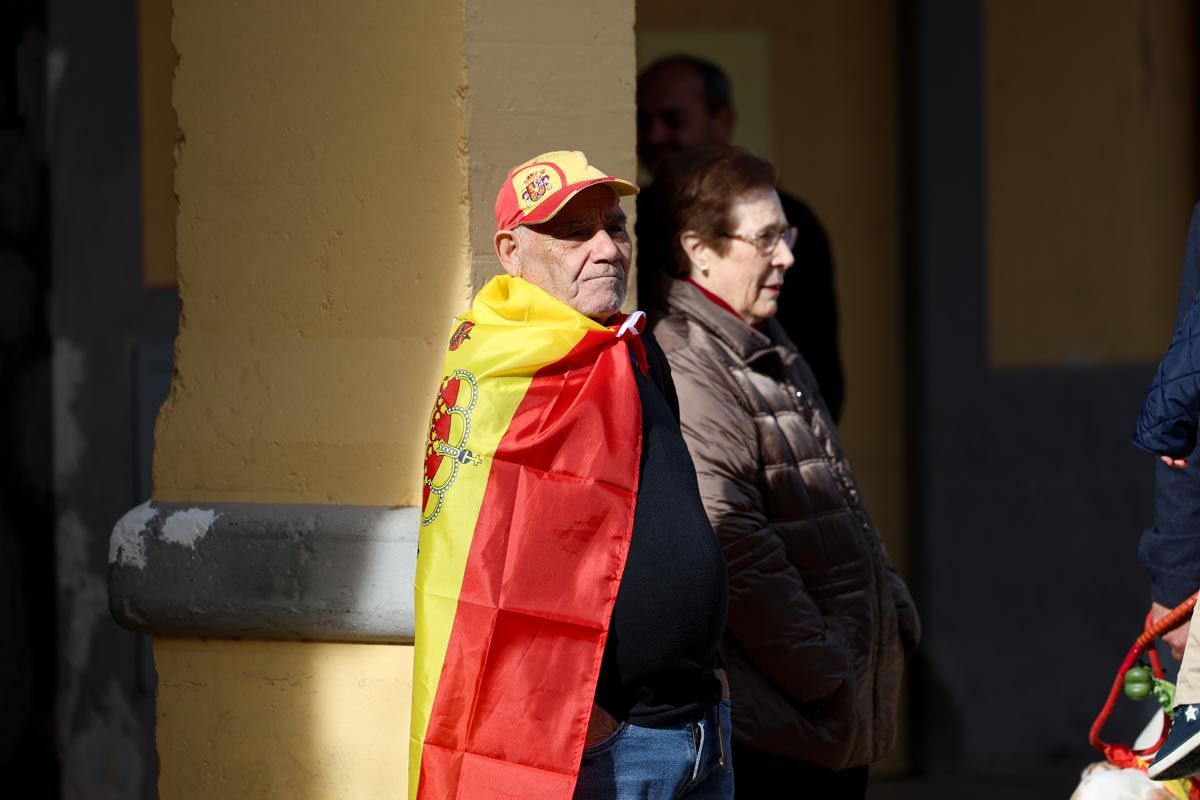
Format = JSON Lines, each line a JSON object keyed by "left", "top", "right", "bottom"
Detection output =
{"left": 109, "top": 1, "right": 635, "bottom": 797}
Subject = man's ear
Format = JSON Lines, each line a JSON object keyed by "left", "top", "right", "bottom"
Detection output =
{"left": 494, "top": 229, "right": 521, "bottom": 277}
{"left": 712, "top": 106, "right": 736, "bottom": 145}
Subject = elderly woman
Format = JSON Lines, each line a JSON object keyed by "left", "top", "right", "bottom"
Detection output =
{"left": 646, "top": 145, "right": 920, "bottom": 798}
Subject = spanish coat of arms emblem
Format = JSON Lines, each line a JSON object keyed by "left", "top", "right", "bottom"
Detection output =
{"left": 520, "top": 169, "right": 553, "bottom": 206}
{"left": 421, "top": 369, "right": 482, "bottom": 526}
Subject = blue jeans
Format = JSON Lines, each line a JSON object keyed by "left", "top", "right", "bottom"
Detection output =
{"left": 573, "top": 699, "right": 734, "bottom": 800}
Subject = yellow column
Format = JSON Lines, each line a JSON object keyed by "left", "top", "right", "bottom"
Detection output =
{"left": 154, "top": 640, "right": 413, "bottom": 799}
{"left": 114, "top": 1, "right": 636, "bottom": 798}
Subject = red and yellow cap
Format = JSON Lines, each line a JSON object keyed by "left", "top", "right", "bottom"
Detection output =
{"left": 494, "top": 150, "right": 638, "bottom": 231}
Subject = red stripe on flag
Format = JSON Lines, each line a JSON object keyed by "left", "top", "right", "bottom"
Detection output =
{"left": 418, "top": 332, "right": 643, "bottom": 800}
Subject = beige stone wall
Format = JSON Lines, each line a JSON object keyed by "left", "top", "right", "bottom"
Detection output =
{"left": 985, "top": 0, "right": 1197, "bottom": 368}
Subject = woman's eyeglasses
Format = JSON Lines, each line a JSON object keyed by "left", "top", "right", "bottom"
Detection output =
{"left": 721, "top": 226, "right": 799, "bottom": 254}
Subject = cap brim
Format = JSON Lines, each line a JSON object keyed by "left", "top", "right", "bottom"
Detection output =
{"left": 520, "top": 176, "right": 639, "bottom": 227}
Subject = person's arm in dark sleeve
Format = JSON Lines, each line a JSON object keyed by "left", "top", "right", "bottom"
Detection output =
{"left": 1133, "top": 293, "right": 1200, "bottom": 458}
{"left": 1139, "top": 203, "right": 1200, "bottom": 651}
{"left": 1141, "top": 454, "right": 1200, "bottom": 607}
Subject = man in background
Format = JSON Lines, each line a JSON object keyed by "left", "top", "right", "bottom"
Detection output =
{"left": 636, "top": 54, "right": 845, "bottom": 421}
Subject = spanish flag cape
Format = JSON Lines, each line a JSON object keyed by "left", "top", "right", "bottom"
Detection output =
{"left": 410, "top": 275, "right": 647, "bottom": 800}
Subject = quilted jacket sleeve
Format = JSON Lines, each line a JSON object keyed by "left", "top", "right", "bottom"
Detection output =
{"left": 667, "top": 341, "right": 849, "bottom": 705}
{"left": 1134, "top": 293, "right": 1200, "bottom": 457}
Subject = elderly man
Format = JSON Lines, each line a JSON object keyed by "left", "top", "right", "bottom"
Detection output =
{"left": 635, "top": 55, "right": 845, "bottom": 422}
{"left": 409, "top": 151, "right": 732, "bottom": 800}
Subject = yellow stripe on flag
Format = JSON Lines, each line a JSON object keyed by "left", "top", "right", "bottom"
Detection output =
{"left": 409, "top": 277, "right": 610, "bottom": 798}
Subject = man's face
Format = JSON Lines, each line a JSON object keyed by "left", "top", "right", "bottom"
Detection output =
{"left": 498, "top": 185, "right": 633, "bottom": 321}
{"left": 637, "top": 62, "right": 732, "bottom": 175}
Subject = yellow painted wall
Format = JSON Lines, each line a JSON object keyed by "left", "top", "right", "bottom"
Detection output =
{"left": 155, "top": 639, "right": 412, "bottom": 799}
{"left": 986, "top": 0, "right": 1197, "bottom": 368}
{"left": 637, "top": 0, "right": 907, "bottom": 772}
{"left": 152, "top": 0, "right": 469, "bottom": 506}
{"left": 153, "top": 0, "right": 639, "bottom": 507}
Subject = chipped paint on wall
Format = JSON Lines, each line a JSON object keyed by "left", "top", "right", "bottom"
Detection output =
{"left": 108, "top": 501, "right": 157, "bottom": 569}
{"left": 160, "top": 507, "right": 218, "bottom": 549}
{"left": 108, "top": 503, "right": 222, "bottom": 572}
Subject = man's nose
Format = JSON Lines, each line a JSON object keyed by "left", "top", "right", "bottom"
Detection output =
{"left": 641, "top": 116, "right": 670, "bottom": 146}
{"left": 590, "top": 229, "right": 622, "bottom": 262}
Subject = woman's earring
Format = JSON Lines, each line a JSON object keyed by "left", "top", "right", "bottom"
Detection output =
{"left": 698, "top": 262, "right": 709, "bottom": 277}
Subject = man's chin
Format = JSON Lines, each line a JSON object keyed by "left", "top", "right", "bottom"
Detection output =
{"left": 576, "top": 293, "right": 626, "bottom": 322}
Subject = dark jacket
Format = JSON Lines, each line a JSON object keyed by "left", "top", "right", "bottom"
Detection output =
{"left": 1135, "top": 232, "right": 1200, "bottom": 457}
{"left": 1137, "top": 203, "right": 1200, "bottom": 606}
{"left": 636, "top": 184, "right": 845, "bottom": 421}
{"left": 649, "top": 276, "right": 919, "bottom": 769}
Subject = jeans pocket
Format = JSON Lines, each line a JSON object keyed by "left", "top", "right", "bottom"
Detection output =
{"left": 581, "top": 721, "right": 629, "bottom": 757}
{"left": 718, "top": 700, "right": 733, "bottom": 772}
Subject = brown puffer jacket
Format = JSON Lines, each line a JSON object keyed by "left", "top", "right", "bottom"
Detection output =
{"left": 649, "top": 276, "right": 921, "bottom": 770}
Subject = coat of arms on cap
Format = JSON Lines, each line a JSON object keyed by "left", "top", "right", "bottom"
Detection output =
{"left": 520, "top": 168, "right": 552, "bottom": 207}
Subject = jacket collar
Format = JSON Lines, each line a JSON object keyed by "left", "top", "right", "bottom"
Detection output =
{"left": 659, "top": 274, "right": 797, "bottom": 374}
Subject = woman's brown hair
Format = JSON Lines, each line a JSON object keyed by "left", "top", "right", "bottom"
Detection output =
{"left": 656, "top": 145, "right": 778, "bottom": 277}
